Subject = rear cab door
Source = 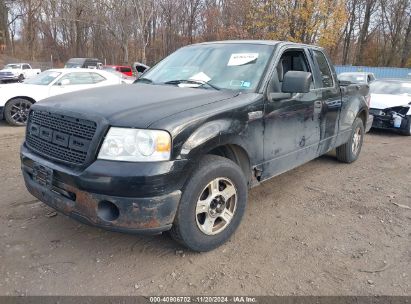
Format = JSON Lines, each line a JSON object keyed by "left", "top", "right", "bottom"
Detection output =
{"left": 308, "top": 48, "right": 342, "bottom": 154}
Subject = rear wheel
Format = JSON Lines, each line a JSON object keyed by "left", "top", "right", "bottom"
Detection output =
{"left": 336, "top": 117, "right": 364, "bottom": 163}
{"left": 170, "top": 155, "right": 247, "bottom": 252}
{"left": 4, "top": 98, "right": 33, "bottom": 126}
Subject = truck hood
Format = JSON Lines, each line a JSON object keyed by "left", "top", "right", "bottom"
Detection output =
{"left": 34, "top": 83, "right": 238, "bottom": 128}
{"left": 370, "top": 93, "right": 411, "bottom": 110}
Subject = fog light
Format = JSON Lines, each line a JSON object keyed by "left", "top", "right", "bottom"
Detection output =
{"left": 97, "top": 201, "right": 120, "bottom": 222}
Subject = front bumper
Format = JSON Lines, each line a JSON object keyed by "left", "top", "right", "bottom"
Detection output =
{"left": 370, "top": 109, "right": 409, "bottom": 132}
{"left": 21, "top": 145, "right": 189, "bottom": 234}
{"left": 0, "top": 75, "right": 18, "bottom": 82}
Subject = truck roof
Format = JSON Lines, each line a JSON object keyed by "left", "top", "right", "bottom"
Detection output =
{"left": 67, "top": 58, "right": 101, "bottom": 62}
{"left": 191, "top": 40, "right": 324, "bottom": 50}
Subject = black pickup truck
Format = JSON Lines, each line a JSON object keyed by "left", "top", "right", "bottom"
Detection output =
{"left": 21, "top": 41, "right": 369, "bottom": 251}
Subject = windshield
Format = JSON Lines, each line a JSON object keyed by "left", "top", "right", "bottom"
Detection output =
{"left": 139, "top": 43, "right": 274, "bottom": 91}
{"left": 370, "top": 81, "right": 411, "bottom": 95}
{"left": 338, "top": 74, "right": 366, "bottom": 83}
{"left": 4, "top": 64, "right": 20, "bottom": 69}
{"left": 24, "top": 71, "right": 62, "bottom": 85}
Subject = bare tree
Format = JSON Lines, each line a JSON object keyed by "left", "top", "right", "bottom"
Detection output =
{"left": 133, "top": 0, "right": 154, "bottom": 64}
{"left": 2, "top": 0, "right": 411, "bottom": 67}
{"left": 355, "top": 0, "right": 378, "bottom": 65}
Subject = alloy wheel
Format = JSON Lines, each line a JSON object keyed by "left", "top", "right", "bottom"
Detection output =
{"left": 9, "top": 100, "right": 31, "bottom": 125}
{"left": 195, "top": 177, "right": 237, "bottom": 236}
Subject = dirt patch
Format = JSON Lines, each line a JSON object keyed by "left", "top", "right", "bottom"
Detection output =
{"left": 0, "top": 123, "right": 410, "bottom": 296}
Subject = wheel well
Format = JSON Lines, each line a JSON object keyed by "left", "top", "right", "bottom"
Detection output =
{"left": 6, "top": 96, "right": 36, "bottom": 105}
{"left": 358, "top": 109, "right": 367, "bottom": 128}
{"left": 208, "top": 144, "right": 252, "bottom": 185}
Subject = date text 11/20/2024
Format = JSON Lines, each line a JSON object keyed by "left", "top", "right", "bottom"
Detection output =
{"left": 149, "top": 296, "right": 257, "bottom": 303}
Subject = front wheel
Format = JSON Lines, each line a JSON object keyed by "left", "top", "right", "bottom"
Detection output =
{"left": 18, "top": 74, "right": 24, "bottom": 82}
{"left": 4, "top": 98, "right": 33, "bottom": 126}
{"left": 336, "top": 117, "right": 364, "bottom": 163}
{"left": 170, "top": 155, "right": 248, "bottom": 252}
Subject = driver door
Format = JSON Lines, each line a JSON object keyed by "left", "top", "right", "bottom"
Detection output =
{"left": 262, "top": 47, "right": 321, "bottom": 180}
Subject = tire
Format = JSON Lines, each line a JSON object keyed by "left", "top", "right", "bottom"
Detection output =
{"left": 336, "top": 117, "right": 364, "bottom": 163}
{"left": 402, "top": 116, "right": 411, "bottom": 136}
{"left": 4, "top": 98, "right": 33, "bottom": 126}
{"left": 18, "top": 74, "right": 24, "bottom": 82}
{"left": 170, "top": 155, "right": 248, "bottom": 252}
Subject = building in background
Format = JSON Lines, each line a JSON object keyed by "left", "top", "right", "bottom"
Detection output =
{"left": 335, "top": 66, "right": 411, "bottom": 80}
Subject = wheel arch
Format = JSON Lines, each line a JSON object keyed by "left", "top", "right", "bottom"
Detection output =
{"left": 207, "top": 144, "right": 252, "bottom": 184}
{"left": 176, "top": 118, "right": 256, "bottom": 186}
{"left": 357, "top": 107, "right": 368, "bottom": 128}
{"left": 6, "top": 96, "right": 36, "bottom": 105}
{"left": 180, "top": 136, "right": 253, "bottom": 187}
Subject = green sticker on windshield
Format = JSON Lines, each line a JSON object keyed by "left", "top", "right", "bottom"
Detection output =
{"left": 230, "top": 80, "right": 251, "bottom": 88}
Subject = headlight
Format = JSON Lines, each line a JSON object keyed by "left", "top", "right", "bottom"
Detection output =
{"left": 98, "top": 127, "right": 171, "bottom": 162}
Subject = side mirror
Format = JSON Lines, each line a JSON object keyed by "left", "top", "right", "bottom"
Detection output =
{"left": 282, "top": 71, "right": 312, "bottom": 94}
{"left": 60, "top": 79, "right": 70, "bottom": 86}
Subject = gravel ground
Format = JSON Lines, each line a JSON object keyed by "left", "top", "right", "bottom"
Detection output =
{"left": 0, "top": 121, "right": 410, "bottom": 296}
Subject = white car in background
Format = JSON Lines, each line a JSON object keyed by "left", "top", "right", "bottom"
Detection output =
{"left": 338, "top": 72, "right": 377, "bottom": 84}
{"left": 0, "top": 63, "right": 41, "bottom": 83}
{"left": 0, "top": 69, "right": 124, "bottom": 126}
{"left": 369, "top": 79, "right": 411, "bottom": 136}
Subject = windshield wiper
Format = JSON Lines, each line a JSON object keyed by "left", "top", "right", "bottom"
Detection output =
{"left": 164, "top": 79, "right": 220, "bottom": 91}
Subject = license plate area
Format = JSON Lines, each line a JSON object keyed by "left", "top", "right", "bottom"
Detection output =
{"left": 32, "top": 163, "right": 53, "bottom": 188}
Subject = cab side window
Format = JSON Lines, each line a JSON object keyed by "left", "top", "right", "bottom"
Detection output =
{"left": 91, "top": 73, "right": 106, "bottom": 83}
{"left": 271, "top": 49, "right": 311, "bottom": 93}
{"left": 312, "top": 50, "right": 334, "bottom": 88}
